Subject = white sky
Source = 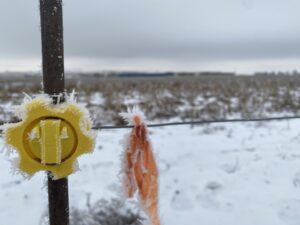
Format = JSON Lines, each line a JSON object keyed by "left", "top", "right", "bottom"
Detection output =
{"left": 0, "top": 0, "right": 300, "bottom": 74}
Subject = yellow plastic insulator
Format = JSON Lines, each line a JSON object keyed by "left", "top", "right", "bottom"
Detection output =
{"left": 3, "top": 96, "right": 95, "bottom": 179}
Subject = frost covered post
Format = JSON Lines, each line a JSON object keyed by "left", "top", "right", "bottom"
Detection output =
{"left": 39, "top": 0, "right": 69, "bottom": 225}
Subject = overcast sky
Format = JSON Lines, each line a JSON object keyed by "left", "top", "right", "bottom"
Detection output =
{"left": 0, "top": 0, "right": 300, "bottom": 73}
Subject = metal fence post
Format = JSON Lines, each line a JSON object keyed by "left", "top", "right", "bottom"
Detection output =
{"left": 39, "top": 0, "right": 69, "bottom": 225}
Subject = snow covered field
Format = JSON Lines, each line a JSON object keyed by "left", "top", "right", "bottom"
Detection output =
{"left": 1, "top": 120, "right": 300, "bottom": 225}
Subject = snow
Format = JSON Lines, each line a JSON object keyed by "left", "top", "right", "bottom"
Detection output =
{"left": 1, "top": 120, "right": 300, "bottom": 224}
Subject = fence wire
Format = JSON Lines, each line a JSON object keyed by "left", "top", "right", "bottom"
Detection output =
{"left": 93, "top": 115, "right": 300, "bottom": 130}
{"left": 1, "top": 115, "right": 300, "bottom": 132}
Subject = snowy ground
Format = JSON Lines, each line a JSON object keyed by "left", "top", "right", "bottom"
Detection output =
{"left": 1, "top": 120, "right": 300, "bottom": 225}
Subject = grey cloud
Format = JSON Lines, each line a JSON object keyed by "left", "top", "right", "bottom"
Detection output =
{"left": 1, "top": 0, "right": 300, "bottom": 63}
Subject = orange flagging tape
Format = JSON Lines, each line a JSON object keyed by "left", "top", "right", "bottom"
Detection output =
{"left": 122, "top": 113, "right": 160, "bottom": 225}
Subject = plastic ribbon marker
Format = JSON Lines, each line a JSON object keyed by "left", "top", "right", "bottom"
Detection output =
{"left": 120, "top": 107, "right": 161, "bottom": 225}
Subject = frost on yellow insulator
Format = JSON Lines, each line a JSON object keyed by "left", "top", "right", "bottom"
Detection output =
{"left": 2, "top": 95, "right": 96, "bottom": 179}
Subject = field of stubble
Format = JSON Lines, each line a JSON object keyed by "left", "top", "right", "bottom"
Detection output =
{"left": 1, "top": 74, "right": 300, "bottom": 125}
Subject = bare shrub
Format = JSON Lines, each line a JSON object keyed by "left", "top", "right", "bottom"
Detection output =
{"left": 39, "top": 198, "right": 143, "bottom": 225}
{"left": 70, "top": 198, "right": 144, "bottom": 225}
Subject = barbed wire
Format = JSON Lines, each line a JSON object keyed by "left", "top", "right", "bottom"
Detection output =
{"left": 92, "top": 115, "right": 300, "bottom": 130}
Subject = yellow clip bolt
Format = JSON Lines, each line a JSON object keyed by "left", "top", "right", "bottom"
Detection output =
{"left": 3, "top": 96, "right": 95, "bottom": 179}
